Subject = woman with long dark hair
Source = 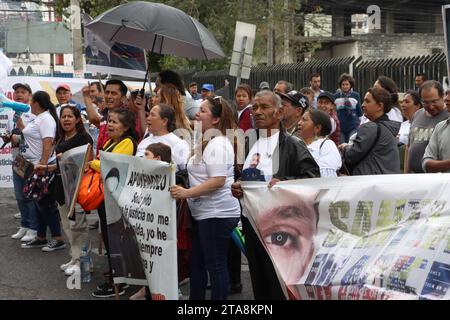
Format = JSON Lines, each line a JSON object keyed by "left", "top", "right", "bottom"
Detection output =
{"left": 20, "top": 91, "right": 65, "bottom": 251}
{"left": 50, "top": 105, "right": 94, "bottom": 275}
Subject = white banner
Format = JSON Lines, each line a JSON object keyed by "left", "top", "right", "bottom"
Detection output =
{"left": 100, "top": 152, "right": 178, "bottom": 300}
{"left": 242, "top": 174, "right": 450, "bottom": 300}
{"left": 0, "top": 112, "right": 13, "bottom": 188}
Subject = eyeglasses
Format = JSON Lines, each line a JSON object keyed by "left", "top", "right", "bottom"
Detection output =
{"left": 421, "top": 98, "right": 442, "bottom": 106}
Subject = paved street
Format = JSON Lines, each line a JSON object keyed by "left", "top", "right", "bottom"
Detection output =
{"left": 0, "top": 188, "right": 253, "bottom": 300}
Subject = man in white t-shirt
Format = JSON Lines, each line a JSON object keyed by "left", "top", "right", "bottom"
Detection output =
{"left": 4, "top": 83, "right": 38, "bottom": 242}
{"left": 232, "top": 90, "right": 320, "bottom": 300}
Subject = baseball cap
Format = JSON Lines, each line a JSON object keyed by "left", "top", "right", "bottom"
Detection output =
{"left": 201, "top": 84, "right": 214, "bottom": 92}
{"left": 317, "top": 91, "right": 335, "bottom": 104}
{"left": 12, "top": 83, "right": 32, "bottom": 93}
{"left": 259, "top": 81, "right": 270, "bottom": 90}
{"left": 277, "top": 90, "right": 309, "bottom": 110}
{"left": 56, "top": 84, "right": 71, "bottom": 92}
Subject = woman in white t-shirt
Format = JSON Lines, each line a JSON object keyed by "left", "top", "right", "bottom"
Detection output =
{"left": 20, "top": 91, "right": 66, "bottom": 251}
{"left": 170, "top": 97, "right": 240, "bottom": 300}
{"left": 298, "top": 109, "right": 342, "bottom": 177}
{"left": 398, "top": 90, "right": 422, "bottom": 146}
{"left": 136, "top": 103, "right": 190, "bottom": 171}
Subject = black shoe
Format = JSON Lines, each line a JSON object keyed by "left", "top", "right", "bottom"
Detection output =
{"left": 97, "top": 281, "right": 129, "bottom": 291}
{"left": 21, "top": 238, "right": 47, "bottom": 249}
{"left": 229, "top": 284, "right": 243, "bottom": 295}
{"left": 92, "top": 283, "right": 126, "bottom": 298}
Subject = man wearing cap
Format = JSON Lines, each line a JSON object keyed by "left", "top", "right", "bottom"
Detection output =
{"left": 231, "top": 90, "right": 319, "bottom": 300}
{"left": 277, "top": 90, "right": 309, "bottom": 136}
{"left": 259, "top": 81, "right": 270, "bottom": 91}
{"left": 317, "top": 91, "right": 341, "bottom": 146}
{"left": 55, "top": 84, "right": 85, "bottom": 116}
{"left": 4, "top": 83, "right": 39, "bottom": 242}
{"left": 201, "top": 84, "right": 214, "bottom": 100}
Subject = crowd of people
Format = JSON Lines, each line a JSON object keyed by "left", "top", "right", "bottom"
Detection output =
{"left": 3, "top": 68, "right": 450, "bottom": 300}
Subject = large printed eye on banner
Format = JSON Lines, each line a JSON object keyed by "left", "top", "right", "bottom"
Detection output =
{"left": 241, "top": 174, "right": 450, "bottom": 300}
{"left": 83, "top": 14, "right": 146, "bottom": 78}
{"left": 100, "top": 152, "right": 178, "bottom": 300}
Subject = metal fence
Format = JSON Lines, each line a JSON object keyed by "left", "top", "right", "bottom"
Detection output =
{"left": 173, "top": 53, "right": 448, "bottom": 96}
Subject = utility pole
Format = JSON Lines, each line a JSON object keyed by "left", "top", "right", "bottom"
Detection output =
{"left": 70, "top": 0, "right": 83, "bottom": 77}
{"left": 267, "top": 0, "right": 275, "bottom": 65}
{"left": 282, "top": 0, "right": 291, "bottom": 64}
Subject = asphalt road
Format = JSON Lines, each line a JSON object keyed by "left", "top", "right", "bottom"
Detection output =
{"left": 0, "top": 188, "right": 253, "bottom": 300}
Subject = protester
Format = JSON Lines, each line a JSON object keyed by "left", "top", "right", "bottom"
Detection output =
{"left": 45, "top": 105, "right": 94, "bottom": 274}
{"left": 189, "top": 82, "right": 202, "bottom": 100}
{"left": 273, "top": 80, "right": 293, "bottom": 94}
{"left": 298, "top": 109, "right": 342, "bottom": 177}
{"left": 317, "top": 91, "right": 341, "bottom": 146}
{"left": 157, "top": 70, "right": 199, "bottom": 120}
{"left": 276, "top": 90, "right": 309, "bottom": 136}
{"left": 156, "top": 84, "right": 192, "bottom": 131}
{"left": 405, "top": 81, "right": 449, "bottom": 173}
{"left": 200, "top": 84, "right": 214, "bottom": 100}
{"left": 235, "top": 84, "right": 254, "bottom": 132}
{"left": 422, "top": 89, "right": 450, "bottom": 173}
{"left": 7, "top": 83, "right": 38, "bottom": 241}
{"left": 90, "top": 108, "right": 138, "bottom": 298}
{"left": 300, "top": 87, "right": 315, "bottom": 106}
{"left": 309, "top": 73, "right": 324, "bottom": 109}
{"left": 55, "top": 84, "right": 85, "bottom": 115}
{"left": 231, "top": 90, "right": 320, "bottom": 300}
{"left": 415, "top": 73, "right": 427, "bottom": 90}
{"left": 373, "top": 76, "right": 403, "bottom": 123}
{"left": 398, "top": 90, "right": 422, "bottom": 146}
{"left": 334, "top": 73, "right": 363, "bottom": 143}
{"left": 170, "top": 97, "right": 240, "bottom": 300}
{"left": 20, "top": 91, "right": 65, "bottom": 251}
{"left": 136, "top": 103, "right": 190, "bottom": 170}
{"left": 259, "top": 81, "right": 270, "bottom": 91}
{"left": 340, "top": 87, "right": 400, "bottom": 175}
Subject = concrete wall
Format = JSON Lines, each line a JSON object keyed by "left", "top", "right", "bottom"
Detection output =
{"left": 313, "top": 33, "right": 445, "bottom": 60}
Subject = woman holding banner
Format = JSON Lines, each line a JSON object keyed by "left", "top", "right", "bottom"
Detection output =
{"left": 89, "top": 108, "right": 138, "bottom": 298}
{"left": 170, "top": 97, "right": 240, "bottom": 300}
{"left": 47, "top": 105, "right": 94, "bottom": 276}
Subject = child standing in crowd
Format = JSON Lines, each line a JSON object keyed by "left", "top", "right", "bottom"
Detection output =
{"left": 130, "top": 142, "right": 172, "bottom": 300}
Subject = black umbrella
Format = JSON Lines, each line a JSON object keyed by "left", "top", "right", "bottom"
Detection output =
{"left": 85, "top": 1, "right": 225, "bottom": 60}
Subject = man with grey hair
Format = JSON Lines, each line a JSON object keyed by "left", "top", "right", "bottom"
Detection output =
{"left": 273, "top": 80, "right": 293, "bottom": 94}
{"left": 231, "top": 90, "right": 319, "bottom": 300}
{"left": 406, "top": 80, "right": 449, "bottom": 173}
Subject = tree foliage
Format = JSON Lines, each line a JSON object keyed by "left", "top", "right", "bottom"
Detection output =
{"left": 54, "top": 0, "right": 324, "bottom": 71}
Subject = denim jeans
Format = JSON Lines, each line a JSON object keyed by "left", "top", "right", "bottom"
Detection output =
{"left": 189, "top": 217, "right": 239, "bottom": 300}
{"left": 35, "top": 194, "right": 62, "bottom": 239}
{"left": 13, "top": 171, "right": 38, "bottom": 231}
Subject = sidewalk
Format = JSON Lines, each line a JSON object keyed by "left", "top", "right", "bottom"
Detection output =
{"left": 0, "top": 188, "right": 252, "bottom": 300}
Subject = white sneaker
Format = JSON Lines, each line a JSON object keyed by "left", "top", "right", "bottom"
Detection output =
{"left": 64, "top": 263, "right": 80, "bottom": 276}
{"left": 11, "top": 227, "right": 28, "bottom": 240}
{"left": 21, "top": 229, "right": 37, "bottom": 242}
{"left": 60, "top": 260, "right": 75, "bottom": 272}
{"left": 14, "top": 213, "right": 21, "bottom": 219}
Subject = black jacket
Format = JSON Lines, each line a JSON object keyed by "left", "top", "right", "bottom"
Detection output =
{"left": 272, "top": 130, "right": 320, "bottom": 180}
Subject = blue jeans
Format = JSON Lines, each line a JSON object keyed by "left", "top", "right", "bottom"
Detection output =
{"left": 35, "top": 194, "right": 62, "bottom": 239}
{"left": 189, "top": 217, "right": 239, "bottom": 300}
{"left": 13, "top": 172, "right": 38, "bottom": 231}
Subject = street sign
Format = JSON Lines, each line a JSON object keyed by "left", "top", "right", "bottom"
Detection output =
{"left": 229, "top": 21, "right": 256, "bottom": 86}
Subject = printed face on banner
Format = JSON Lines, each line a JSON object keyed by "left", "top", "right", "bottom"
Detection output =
{"left": 242, "top": 175, "right": 450, "bottom": 300}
